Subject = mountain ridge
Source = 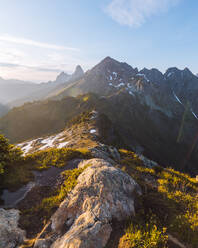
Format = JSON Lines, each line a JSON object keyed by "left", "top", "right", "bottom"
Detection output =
{"left": 1, "top": 57, "right": 198, "bottom": 175}
{"left": 7, "top": 65, "right": 84, "bottom": 107}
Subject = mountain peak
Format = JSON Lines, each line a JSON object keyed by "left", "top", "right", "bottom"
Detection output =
{"left": 55, "top": 71, "right": 70, "bottom": 84}
{"left": 139, "top": 68, "right": 164, "bottom": 83}
{"left": 97, "top": 56, "right": 121, "bottom": 66}
{"left": 92, "top": 56, "right": 137, "bottom": 75}
{"left": 165, "top": 67, "right": 195, "bottom": 80}
{"left": 102, "top": 56, "right": 116, "bottom": 62}
{"left": 71, "top": 65, "right": 84, "bottom": 80}
{"left": 74, "top": 65, "right": 84, "bottom": 75}
{"left": 183, "top": 67, "right": 193, "bottom": 76}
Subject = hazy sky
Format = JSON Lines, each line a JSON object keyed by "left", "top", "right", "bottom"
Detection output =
{"left": 0, "top": 0, "right": 197, "bottom": 82}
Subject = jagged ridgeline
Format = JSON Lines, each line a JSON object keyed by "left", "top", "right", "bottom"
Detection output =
{"left": 0, "top": 92, "right": 198, "bottom": 175}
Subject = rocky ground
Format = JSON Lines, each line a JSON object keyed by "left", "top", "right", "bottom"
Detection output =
{"left": 0, "top": 149, "right": 142, "bottom": 248}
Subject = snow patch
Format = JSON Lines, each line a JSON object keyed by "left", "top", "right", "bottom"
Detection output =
{"left": 90, "top": 110, "right": 98, "bottom": 120}
{"left": 39, "top": 133, "right": 63, "bottom": 150}
{"left": 173, "top": 91, "right": 183, "bottom": 105}
{"left": 90, "top": 129, "right": 96, "bottom": 134}
{"left": 129, "top": 91, "right": 134, "bottom": 96}
{"left": 18, "top": 139, "right": 37, "bottom": 154}
{"left": 191, "top": 110, "right": 198, "bottom": 120}
{"left": 109, "top": 82, "right": 125, "bottom": 88}
{"left": 167, "top": 72, "right": 174, "bottom": 78}
{"left": 115, "top": 82, "right": 125, "bottom": 88}
{"left": 112, "top": 72, "right": 118, "bottom": 78}
{"left": 57, "top": 142, "right": 70, "bottom": 148}
{"left": 136, "top": 73, "right": 149, "bottom": 82}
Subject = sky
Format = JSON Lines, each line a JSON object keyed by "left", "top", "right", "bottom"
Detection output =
{"left": 0, "top": 0, "right": 197, "bottom": 82}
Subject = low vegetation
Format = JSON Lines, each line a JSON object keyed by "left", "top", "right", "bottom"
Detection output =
{"left": 39, "top": 164, "right": 90, "bottom": 216}
{"left": 119, "top": 149, "right": 198, "bottom": 248}
{"left": 0, "top": 133, "right": 91, "bottom": 191}
{"left": 0, "top": 134, "right": 23, "bottom": 174}
{"left": 20, "top": 165, "right": 90, "bottom": 238}
{"left": 0, "top": 134, "right": 92, "bottom": 240}
{"left": 119, "top": 216, "right": 168, "bottom": 248}
{"left": 0, "top": 93, "right": 99, "bottom": 143}
{"left": 25, "top": 147, "right": 91, "bottom": 170}
{"left": 1, "top": 134, "right": 197, "bottom": 247}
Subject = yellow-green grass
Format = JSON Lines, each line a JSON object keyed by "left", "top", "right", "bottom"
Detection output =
{"left": 119, "top": 149, "right": 198, "bottom": 248}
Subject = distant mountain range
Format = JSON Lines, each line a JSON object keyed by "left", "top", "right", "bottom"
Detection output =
{"left": 0, "top": 65, "right": 84, "bottom": 107}
{"left": 49, "top": 57, "right": 198, "bottom": 115}
{"left": 0, "top": 57, "right": 198, "bottom": 175}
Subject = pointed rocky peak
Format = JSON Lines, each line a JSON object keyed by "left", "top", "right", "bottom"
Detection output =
{"left": 91, "top": 56, "right": 138, "bottom": 78}
{"left": 164, "top": 67, "right": 183, "bottom": 83}
{"left": 165, "top": 67, "right": 180, "bottom": 76}
{"left": 182, "top": 67, "right": 194, "bottom": 77}
{"left": 165, "top": 67, "right": 195, "bottom": 81}
{"left": 100, "top": 56, "right": 118, "bottom": 64}
{"left": 139, "top": 68, "right": 164, "bottom": 83}
{"left": 55, "top": 71, "right": 70, "bottom": 84}
{"left": 71, "top": 65, "right": 84, "bottom": 80}
{"left": 93, "top": 56, "right": 120, "bottom": 70}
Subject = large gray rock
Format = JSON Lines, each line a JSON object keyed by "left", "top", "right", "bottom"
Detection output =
{"left": 0, "top": 208, "right": 26, "bottom": 248}
{"left": 35, "top": 158, "right": 140, "bottom": 248}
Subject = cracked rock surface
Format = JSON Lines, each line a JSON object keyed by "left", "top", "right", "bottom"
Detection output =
{"left": 35, "top": 158, "right": 141, "bottom": 248}
{"left": 0, "top": 208, "right": 26, "bottom": 248}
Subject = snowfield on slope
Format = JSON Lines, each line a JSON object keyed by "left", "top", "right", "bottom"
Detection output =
{"left": 17, "top": 131, "right": 70, "bottom": 154}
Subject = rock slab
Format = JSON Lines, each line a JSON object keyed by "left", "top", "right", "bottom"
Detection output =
{"left": 37, "top": 158, "right": 141, "bottom": 248}
{"left": 0, "top": 208, "right": 26, "bottom": 248}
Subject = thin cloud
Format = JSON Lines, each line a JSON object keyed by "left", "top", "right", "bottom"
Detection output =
{"left": 0, "top": 34, "right": 79, "bottom": 51}
{"left": 105, "top": 0, "right": 180, "bottom": 27}
{"left": 0, "top": 62, "right": 61, "bottom": 73}
{"left": 0, "top": 62, "right": 20, "bottom": 68}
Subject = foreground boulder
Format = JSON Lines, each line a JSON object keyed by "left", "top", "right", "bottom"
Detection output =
{"left": 0, "top": 208, "right": 26, "bottom": 248}
{"left": 35, "top": 158, "right": 141, "bottom": 248}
